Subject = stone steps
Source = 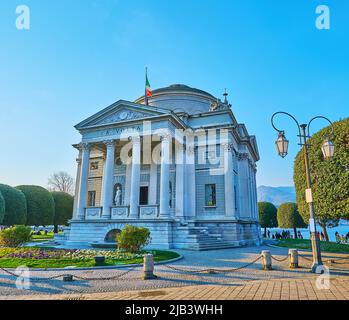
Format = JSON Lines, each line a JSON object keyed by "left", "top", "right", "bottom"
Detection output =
{"left": 175, "top": 225, "right": 236, "bottom": 251}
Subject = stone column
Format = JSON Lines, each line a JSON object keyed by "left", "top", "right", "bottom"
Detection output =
{"left": 159, "top": 135, "right": 171, "bottom": 218}
{"left": 124, "top": 163, "right": 132, "bottom": 206}
{"left": 129, "top": 136, "right": 141, "bottom": 218}
{"left": 77, "top": 143, "right": 90, "bottom": 220}
{"left": 252, "top": 166, "right": 258, "bottom": 220}
{"left": 237, "top": 153, "right": 249, "bottom": 219}
{"left": 101, "top": 140, "right": 115, "bottom": 219}
{"left": 149, "top": 162, "right": 158, "bottom": 205}
{"left": 185, "top": 135, "right": 196, "bottom": 218}
{"left": 175, "top": 142, "right": 184, "bottom": 218}
{"left": 72, "top": 153, "right": 82, "bottom": 219}
{"left": 224, "top": 143, "right": 235, "bottom": 217}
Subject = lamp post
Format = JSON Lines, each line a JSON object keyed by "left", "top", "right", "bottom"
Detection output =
{"left": 271, "top": 112, "right": 335, "bottom": 273}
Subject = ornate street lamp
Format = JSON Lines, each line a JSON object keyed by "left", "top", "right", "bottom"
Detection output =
{"left": 321, "top": 139, "right": 335, "bottom": 160}
{"left": 271, "top": 112, "right": 335, "bottom": 273}
{"left": 275, "top": 131, "right": 289, "bottom": 158}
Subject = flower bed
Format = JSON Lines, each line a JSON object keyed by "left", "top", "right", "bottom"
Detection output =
{"left": 0, "top": 247, "right": 179, "bottom": 268}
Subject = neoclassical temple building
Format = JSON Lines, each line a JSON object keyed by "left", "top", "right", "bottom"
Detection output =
{"left": 66, "top": 84, "right": 261, "bottom": 250}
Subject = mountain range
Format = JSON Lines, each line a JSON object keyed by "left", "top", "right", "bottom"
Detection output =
{"left": 257, "top": 185, "right": 296, "bottom": 207}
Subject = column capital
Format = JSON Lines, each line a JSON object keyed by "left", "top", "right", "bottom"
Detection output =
{"left": 79, "top": 142, "right": 90, "bottom": 152}
{"left": 103, "top": 140, "right": 115, "bottom": 148}
{"left": 237, "top": 152, "right": 249, "bottom": 161}
{"left": 222, "top": 142, "right": 234, "bottom": 152}
{"left": 128, "top": 135, "right": 141, "bottom": 144}
{"left": 160, "top": 133, "right": 172, "bottom": 143}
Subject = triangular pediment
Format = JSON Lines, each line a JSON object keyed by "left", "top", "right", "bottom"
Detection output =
{"left": 75, "top": 100, "right": 170, "bottom": 130}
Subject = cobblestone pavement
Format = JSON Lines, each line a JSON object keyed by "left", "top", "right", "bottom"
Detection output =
{"left": 0, "top": 245, "right": 348, "bottom": 299}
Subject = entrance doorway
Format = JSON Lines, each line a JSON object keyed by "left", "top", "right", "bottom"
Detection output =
{"left": 139, "top": 186, "right": 149, "bottom": 205}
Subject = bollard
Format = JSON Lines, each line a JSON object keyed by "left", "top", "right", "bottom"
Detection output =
{"left": 143, "top": 253, "right": 155, "bottom": 280}
{"left": 289, "top": 249, "right": 299, "bottom": 269}
{"left": 63, "top": 275, "right": 74, "bottom": 282}
{"left": 261, "top": 250, "right": 272, "bottom": 270}
{"left": 94, "top": 256, "right": 106, "bottom": 266}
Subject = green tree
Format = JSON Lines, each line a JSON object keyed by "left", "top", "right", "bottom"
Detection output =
{"left": 258, "top": 202, "right": 278, "bottom": 237}
{"left": 16, "top": 185, "right": 55, "bottom": 226}
{"left": 116, "top": 225, "right": 151, "bottom": 253}
{"left": 0, "top": 191, "right": 5, "bottom": 224}
{"left": 294, "top": 118, "right": 349, "bottom": 241}
{"left": 277, "top": 202, "right": 307, "bottom": 238}
{"left": 0, "top": 184, "right": 27, "bottom": 226}
{"left": 51, "top": 191, "right": 74, "bottom": 233}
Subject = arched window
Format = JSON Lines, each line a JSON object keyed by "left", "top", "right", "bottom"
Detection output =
{"left": 104, "top": 229, "right": 121, "bottom": 243}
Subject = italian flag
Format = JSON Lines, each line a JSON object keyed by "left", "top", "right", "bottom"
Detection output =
{"left": 146, "top": 73, "right": 152, "bottom": 98}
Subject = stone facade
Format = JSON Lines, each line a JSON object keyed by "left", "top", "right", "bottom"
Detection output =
{"left": 66, "top": 84, "right": 262, "bottom": 250}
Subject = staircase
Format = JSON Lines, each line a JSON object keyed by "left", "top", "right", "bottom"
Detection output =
{"left": 175, "top": 225, "right": 240, "bottom": 251}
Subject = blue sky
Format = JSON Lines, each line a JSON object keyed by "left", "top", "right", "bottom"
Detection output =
{"left": 0, "top": 0, "right": 348, "bottom": 188}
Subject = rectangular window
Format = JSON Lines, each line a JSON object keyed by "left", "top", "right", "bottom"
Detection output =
{"left": 205, "top": 184, "right": 216, "bottom": 207}
{"left": 90, "top": 161, "right": 99, "bottom": 170}
{"left": 88, "top": 191, "right": 96, "bottom": 207}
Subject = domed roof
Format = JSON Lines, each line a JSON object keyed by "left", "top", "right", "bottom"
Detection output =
{"left": 152, "top": 84, "right": 215, "bottom": 99}
{"left": 135, "top": 84, "right": 217, "bottom": 115}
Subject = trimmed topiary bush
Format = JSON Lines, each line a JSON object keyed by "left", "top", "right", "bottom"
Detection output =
{"left": 258, "top": 202, "right": 278, "bottom": 238}
{"left": 277, "top": 202, "right": 307, "bottom": 238}
{"left": 51, "top": 191, "right": 74, "bottom": 233}
{"left": 294, "top": 117, "right": 349, "bottom": 240}
{"left": 16, "top": 185, "right": 54, "bottom": 226}
{"left": 0, "top": 184, "right": 27, "bottom": 226}
{"left": 0, "top": 192, "right": 5, "bottom": 224}
{"left": 117, "top": 225, "right": 151, "bottom": 253}
{"left": 0, "top": 225, "right": 31, "bottom": 247}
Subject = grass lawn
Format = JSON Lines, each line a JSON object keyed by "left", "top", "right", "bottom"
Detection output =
{"left": 0, "top": 248, "right": 180, "bottom": 268}
{"left": 31, "top": 232, "right": 60, "bottom": 242}
{"left": 276, "top": 239, "right": 349, "bottom": 254}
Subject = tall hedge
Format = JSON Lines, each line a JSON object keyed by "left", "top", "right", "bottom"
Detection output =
{"left": 0, "top": 184, "right": 27, "bottom": 226}
{"left": 258, "top": 202, "right": 278, "bottom": 237}
{"left": 16, "top": 185, "right": 54, "bottom": 226}
{"left": 0, "top": 191, "right": 5, "bottom": 224}
{"left": 277, "top": 202, "right": 307, "bottom": 238}
{"left": 51, "top": 191, "right": 73, "bottom": 233}
{"left": 294, "top": 118, "right": 349, "bottom": 240}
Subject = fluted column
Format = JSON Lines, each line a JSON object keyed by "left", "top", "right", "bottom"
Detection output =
{"left": 175, "top": 142, "right": 184, "bottom": 218}
{"left": 101, "top": 140, "right": 115, "bottom": 219}
{"left": 129, "top": 136, "right": 141, "bottom": 218}
{"left": 224, "top": 143, "right": 235, "bottom": 217}
{"left": 77, "top": 143, "right": 90, "bottom": 220}
{"left": 159, "top": 135, "right": 171, "bottom": 218}
{"left": 72, "top": 154, "right": 82, "bottom": 219}
{"left": 185, "top": 135, "right": 196, "bottom": 218}
{"left": 149, "top": 161, "right": 158, "bottom": 205}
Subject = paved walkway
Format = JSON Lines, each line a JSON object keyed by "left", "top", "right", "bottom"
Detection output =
{"left": 0, "top": 245, "right": 348, "bottom": 300}
{"left": 3, "top": 275, "right": 349, "bottom": 300}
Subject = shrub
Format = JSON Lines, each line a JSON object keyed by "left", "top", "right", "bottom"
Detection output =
{"left": 116, "top": 225, "right": 151, "bottom": 253}
{"left": 0, "top": 184, "right": 27, "bottom": 226}
{"left": 0, "top": 192, "right": 4, "bottom": 224}
{"left": 294, "top": 117, "right": 349, "bottom": 240}
{"left": 0, "top": 225, "right": 32, "bottom": 247}
{"left": 51, "top": 192, "right": 74, "bottom": 233}
{"left": 277, "top": 202, "right": 307, "bottom": 238}
{"left": 16, "top": 185, "right": 55, "bottom": 226}
{"left": 258, "top": 202, "right": 278, "bottom": 237}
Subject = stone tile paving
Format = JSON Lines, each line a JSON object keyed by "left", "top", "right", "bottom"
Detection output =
{"left": 0, "top": 244, "right": 348, "bottom": 299}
